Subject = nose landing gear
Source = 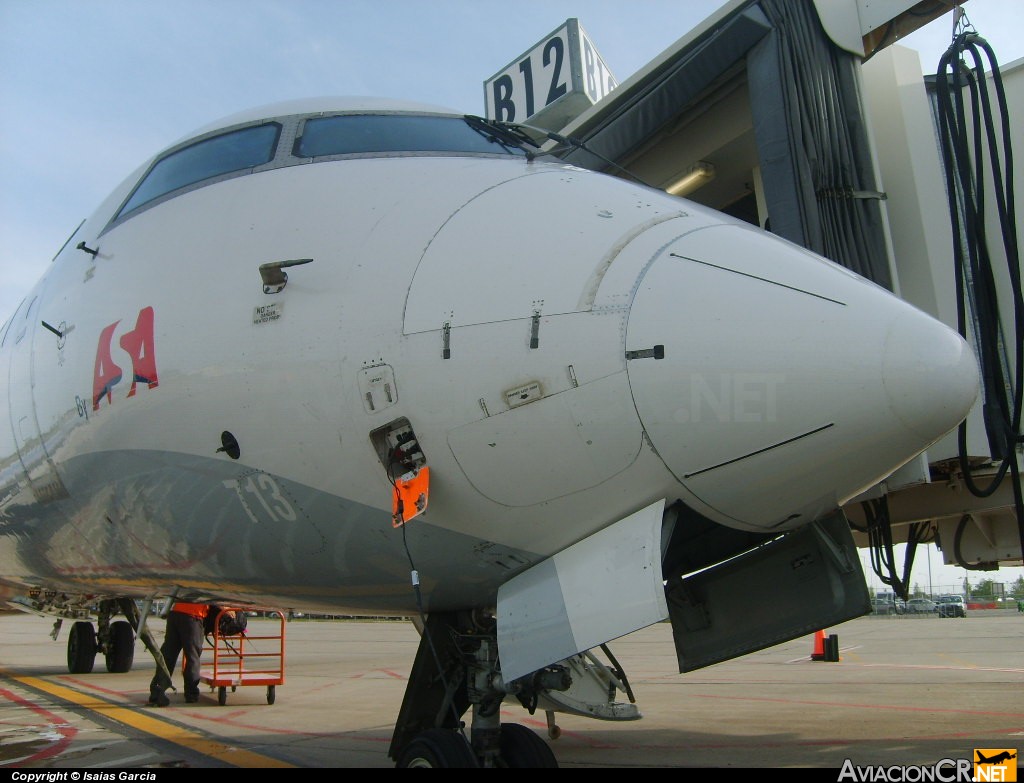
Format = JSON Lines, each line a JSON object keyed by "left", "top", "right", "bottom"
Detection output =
{"left": 390, "top": 611, "right": 634, "bottom": 768}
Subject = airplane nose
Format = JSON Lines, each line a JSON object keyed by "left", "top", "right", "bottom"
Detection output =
{"left": 881, "top": 309, "right": 980, "bottom": 443}
{"left": 624, "top": 223, "right": 980, "bottom": 531}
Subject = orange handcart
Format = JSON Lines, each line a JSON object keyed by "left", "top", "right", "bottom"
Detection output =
{"left": 199, "top": 608, "right": 285, "bottom": 705}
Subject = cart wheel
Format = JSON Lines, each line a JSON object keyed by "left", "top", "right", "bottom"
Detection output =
{"left": 267, "top": 685, "right": 276, "bottom": 705}
{"left": 218, "top": 686, "right": 227, "bottom": 705}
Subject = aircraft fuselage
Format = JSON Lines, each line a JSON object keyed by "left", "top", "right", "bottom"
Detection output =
{"left": 0, "top": 98, "right": 979, "bottom": 616}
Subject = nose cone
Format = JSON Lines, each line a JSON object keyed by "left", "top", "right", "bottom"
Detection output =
{"left": 625, "top": 224, "right": 980, "bottom": 531}
{"left": 882, "top": 310, "right": 980, "bottom": 442}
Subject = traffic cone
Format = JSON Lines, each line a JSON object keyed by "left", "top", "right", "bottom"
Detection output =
{"left": 811, "top": 629, "right": 827, "bottom": 660}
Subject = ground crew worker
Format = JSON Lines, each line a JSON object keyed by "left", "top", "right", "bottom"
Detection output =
{"left": 148, "top": 601, "right": 208, "bottom": 706}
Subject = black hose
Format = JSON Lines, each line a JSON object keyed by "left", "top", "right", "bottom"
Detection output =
{"left": 935, "top": 31, "right": 1024, "bottom": 569}
{"left": 863, "top": 497, "right": 922, "bottom": 601}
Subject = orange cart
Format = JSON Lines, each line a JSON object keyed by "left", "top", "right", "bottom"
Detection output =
{"left": 199, "top": 608, "right": 285, "bottom": 705}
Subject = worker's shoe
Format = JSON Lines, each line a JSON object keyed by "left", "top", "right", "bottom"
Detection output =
{"left": 147, "top": 690, "right": 170, "bottom": 707}
{"left": 184, "top": 693, "right": 200, "bottom": 703}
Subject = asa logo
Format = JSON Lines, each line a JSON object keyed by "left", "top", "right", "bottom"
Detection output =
{"left": 974, "top": 749, "right": 1017, "bottom": 782}
{"left": 92, "top": 306, "right": 159, "bottom": 411}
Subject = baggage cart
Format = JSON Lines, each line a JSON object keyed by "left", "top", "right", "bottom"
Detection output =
{"left": 199, "top": 608, "right": 285, "bottom": 705}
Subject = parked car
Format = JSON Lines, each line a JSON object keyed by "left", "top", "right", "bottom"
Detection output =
{"left": 934, "top": 595, "right": 966, "bottom": 618}
{"left": 905, "top": 598, "right": 938, "bottom": 614}
{"left": 870, "top": 597, "right": 901, "bottom": 615}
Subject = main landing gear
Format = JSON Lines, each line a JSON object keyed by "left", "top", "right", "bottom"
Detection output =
{"left": 65, "top": 599, "right": 138, "bottom": 674}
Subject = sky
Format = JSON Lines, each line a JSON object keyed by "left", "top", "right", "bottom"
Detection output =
{"left": 1, "top": 0, "right": 1023, "bottom": 323}
{"left": 0, "top": 0, "right": 1021, "bottom": 591}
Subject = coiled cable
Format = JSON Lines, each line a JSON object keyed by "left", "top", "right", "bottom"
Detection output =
{"left": 935, "top": 25, "right": 1024, "bottom": 569}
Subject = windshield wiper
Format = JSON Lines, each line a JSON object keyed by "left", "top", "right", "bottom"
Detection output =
{"left": 463, "top": 115, "right": 541, "bottom": 158}
{"left": 463, "top": 115, "right": 653, "bottom": 187}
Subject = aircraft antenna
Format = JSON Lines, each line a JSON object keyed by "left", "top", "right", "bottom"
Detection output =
{"left": 508, "top": 118, "right": 654, "bottom": 187}
{"left": 542, "top": 129, "right": 653, "bottom": 187}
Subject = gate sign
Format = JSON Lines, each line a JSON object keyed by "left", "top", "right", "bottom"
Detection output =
{"left": 484, "top": 18, "right": 618, "bottom": 130}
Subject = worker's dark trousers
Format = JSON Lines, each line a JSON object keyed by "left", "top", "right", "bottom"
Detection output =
{"left": 150, "top": 611, "right": 204, "bottom": 698}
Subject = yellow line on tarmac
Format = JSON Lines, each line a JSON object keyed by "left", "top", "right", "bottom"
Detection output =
{"left": 8, "top": 674, "right": 294, "bottom": 768}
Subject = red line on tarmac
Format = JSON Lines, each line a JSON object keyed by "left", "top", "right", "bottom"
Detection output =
{"left": 856, "top": 662, "right": 1024, "bottom": 674}
{"left": 500, "top": 716, "right": 1024, "bottom": 755}
{"left": 64, "top": 676, "right": 146, "bottom": 698}
{"left": 690, "top": 692, "right": 1024, "bottom": 718}
{"left": 500, "top": 708, "right": 833, "bottom": 753}
{"left": 347, "top": 669, "right": 407, "bottom": 680}
{"left": 910, "top": 726, "right": 1024, "bottom": 741}
{"left": 5, "top": 675, "right": 293, "bottom": 767}
{"left": 178, "top": 710, "right": 333, "bottom": 735}
{"left": 0, "top": 686, "right": 77, "bottom": 767}
{"left": 181, "top": 708, "right": 394, "bottom": 743}
{"left": 784, "top": 652, "right": 1024, "bottom": 673}
{"left": 500, "top": 710, "right": 619, "bottom": 749}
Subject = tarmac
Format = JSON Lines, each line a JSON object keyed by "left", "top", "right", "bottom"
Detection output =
{"left": 0, "top": 610, "right": 1021, "bottom": 769}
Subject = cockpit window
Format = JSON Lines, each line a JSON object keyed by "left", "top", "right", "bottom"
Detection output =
{"left": 117, "top": 123, "right": 281, "bottom": 217}
{"left": 101, "top": 111, "right": 534, "bottom": 235}
{"left": 296, "top": 115, "right": 527, "bottom": 158}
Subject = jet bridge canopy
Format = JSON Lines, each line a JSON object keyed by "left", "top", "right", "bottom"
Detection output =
{"left": 554, "top": 0, "right": 893, "bottom": 289}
